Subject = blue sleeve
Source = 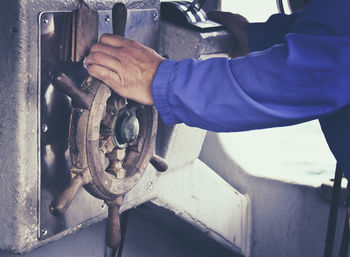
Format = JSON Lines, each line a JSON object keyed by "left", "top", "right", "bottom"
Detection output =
{"left": 248, "top": 12, "right": 301, "bottom": 51}
{"left": 152, "top": 0, "right": 350, "bottom": 133}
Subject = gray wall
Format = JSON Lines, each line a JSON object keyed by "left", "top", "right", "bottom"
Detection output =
{"left": 0, "top": 210, "right": 239, "bottom": 257}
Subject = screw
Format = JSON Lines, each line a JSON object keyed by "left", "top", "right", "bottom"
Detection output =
{"left": 148, "top": 182, "right": 153, "bottom": 191}
{"left": 42, "top": 124, "right": 48, "bottom": 133}
{"left": 101, "top": 202, "right": 106, "bottom": 209}
{"left": 152, "top": 13, "right": 158, "bottom": 22}
{"left": 42, "top": 16, "right": 48, "bottom": 24}
{"left": 105, "top": 15, "right": 110, "bottom": 23}
{"left": 41, "top": 228, "right": 48, "bottom": 236}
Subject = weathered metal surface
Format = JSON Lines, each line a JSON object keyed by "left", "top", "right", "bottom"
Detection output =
{"left": 124, "top": 8, "right": 159, "bottom": 48}
{"left": 199, "top": 121, "right": 339, "bottom": 257}
{"left": 0, "top": 0, "right": 160, "bottom": 253}
{"left": 39, "top": 10, "right": 110, "bottom": 242}
{"left": 71, "top": 7, "right": 98, "bottom": 62}
{"left": 158, "top": 20, "right": 235, "bottom": 60}
{"left": 118, "top": 159, "right": 250, "bottom": 255}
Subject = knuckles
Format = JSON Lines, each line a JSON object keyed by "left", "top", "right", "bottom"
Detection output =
{"left": 99, "top": 68, "right": 111, "bottom": 82}
{"left": 87, "top": 64, "right": 99, "bottom": 77}
{"left": 99, "top": 33, "right": 114, "bottom": 43}
{"left": 99, "top": 33, "right": 130, "bottom": 46}
{"left": 89, "top": 52, "right": 103, "bottom": 63}
{"left": 87, "top": 65, "right": 107, "bottom": 82}
{"left": 89, "top": 43, "right": 100, "bottom": 53}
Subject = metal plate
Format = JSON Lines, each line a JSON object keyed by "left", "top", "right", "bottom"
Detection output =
{"left": 124, "top": 9, "right": 159, "bottom": 48}
{"left": 39, "top": 10, "right": 112, "bottom": 240}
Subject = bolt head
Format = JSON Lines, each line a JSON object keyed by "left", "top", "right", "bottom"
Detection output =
{"left": 42, "top": 124, "right": 48, "bottom": 133}
{"left": 148, "top": 182, "right": 153, "bottom": 190}
{"left": 152, "top": 13, "right": 158, "bottom": 22}
{"left": 41, "top": 228, "right": 48, "bottom": 236}
{"left": 42, "top": 17, "right": 49, "bottom": 24}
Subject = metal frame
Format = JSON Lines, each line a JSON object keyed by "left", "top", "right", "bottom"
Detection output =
{"left": 323, "top": 165, "right": 350, "bottom": 257}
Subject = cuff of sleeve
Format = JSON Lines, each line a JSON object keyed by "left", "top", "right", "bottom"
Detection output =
{"left": 152, "top": 59, "right": 181, "bottom": 126}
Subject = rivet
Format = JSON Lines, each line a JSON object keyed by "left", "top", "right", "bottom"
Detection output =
{"left": 41, "top": 228, "right": 48, "bottom": 236}
{"left": 42, "top": 16, "right": 49, "bottom": 24}
{"left": 42, "top": 124, "right": 48, "bottom": 133}
{"left": 152, "top": 13, "right": 158, "bottom": 22}
{"left": 105, "top": 15, "right": 110, "bottom": 23}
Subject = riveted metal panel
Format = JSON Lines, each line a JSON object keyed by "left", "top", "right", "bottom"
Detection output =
{"left": 0, "top": 0, "right": 160, "bottom": 253}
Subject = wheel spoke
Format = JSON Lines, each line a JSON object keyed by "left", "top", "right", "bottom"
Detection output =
{"left": 105, "top": 148, "right": 126, "bottom": 177}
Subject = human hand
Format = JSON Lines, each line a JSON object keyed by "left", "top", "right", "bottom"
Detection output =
{"left": 208, "top": 11, "right": 250, "bottom": 57}
{"left": 85, "top": 34, "right": 165, "bottom": 105}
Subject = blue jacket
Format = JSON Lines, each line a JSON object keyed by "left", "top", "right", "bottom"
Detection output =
{"left": 152, "top": 0, "right": 350, "bottom": 178}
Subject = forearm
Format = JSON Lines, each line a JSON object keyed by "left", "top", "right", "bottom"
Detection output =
{"left": 153, "top": 0, "right": 350, "bottom": 132}
{"left": 153, "top": 33, "right": 350, "bottom": 132}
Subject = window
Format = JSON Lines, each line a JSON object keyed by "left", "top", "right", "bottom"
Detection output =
{"left": 221, "top": 0, "right": 279, "bottom": 22}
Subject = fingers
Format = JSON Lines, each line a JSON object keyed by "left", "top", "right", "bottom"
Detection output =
{"left": 85, "top": 51, "right": 122, "bottom": 74}
{"left": 89, "top": 42, "right": 122, "bottom": 56}
{"left": 87, "top": 64, "right": 123, "bottom": 93}
{"left": 86, "top": 34, "right": 161, "bottom": 106}
{"left": 99, "top": 33, "right": 133, "bottom": 48}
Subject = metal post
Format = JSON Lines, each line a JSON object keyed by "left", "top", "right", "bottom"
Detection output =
{"left": 324, "top": 164, "right": 343, "bottom": 257}
{"left": 338, "top": 182, "right": 350, "bottom": 257}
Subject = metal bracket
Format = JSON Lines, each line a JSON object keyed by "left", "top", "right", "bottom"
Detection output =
{"left": 38, "top": 10, "right": 113, "bottom": 240}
